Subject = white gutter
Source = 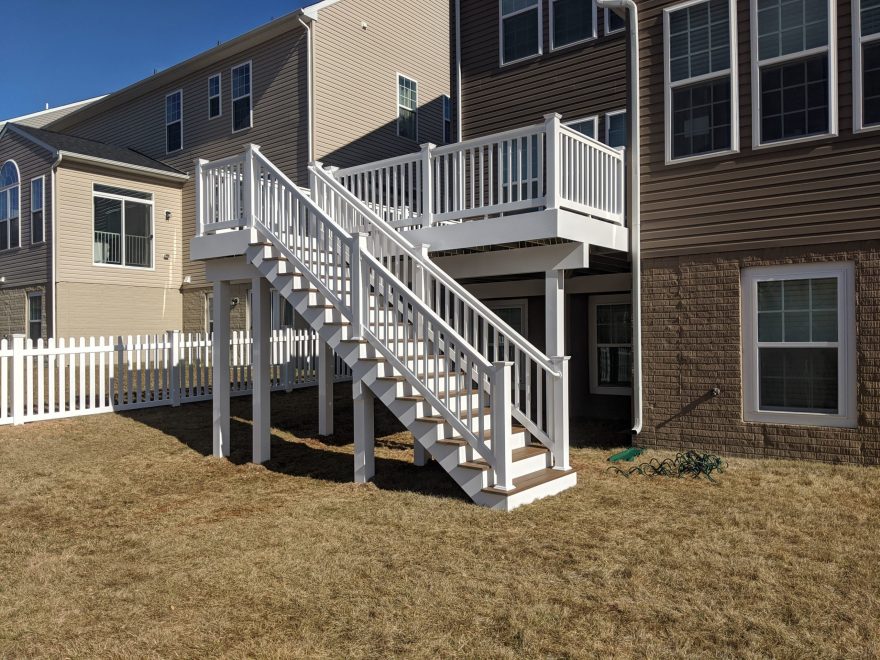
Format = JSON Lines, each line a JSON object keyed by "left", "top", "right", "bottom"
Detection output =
{"left": 596, "top": 0, "right": 642, "bottom": 435}
{"left": 50, "top": 152, "right": 62, "bottom": 338}
{"left": 455, "top": 0, "right": 463, "bottom": 141}
{"left": 298, "top": 16, "right": 315, "bottom": 162}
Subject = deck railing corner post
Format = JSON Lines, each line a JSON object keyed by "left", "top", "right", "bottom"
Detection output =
{"left": 420, "top": 142, "right": 436, "bottom": 226}
{"left": 544, "top": 113, "right": 562, "bottom": 211}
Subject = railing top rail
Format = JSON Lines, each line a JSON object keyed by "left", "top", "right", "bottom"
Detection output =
{"left": 557, "top": 124, "right": 627, "bottom": 159}
{"left": 332, "top": 151, "right": 423, "bottom": 178}
{"left": 431, "top": 122, "right": 546, "bottom": 156}
{"left": 203, "top": 153, "right": 246, "bottom": 169}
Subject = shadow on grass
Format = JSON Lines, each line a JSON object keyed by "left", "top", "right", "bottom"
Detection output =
{"left": 119, "top": 386, "right": 466, "bottom": 502}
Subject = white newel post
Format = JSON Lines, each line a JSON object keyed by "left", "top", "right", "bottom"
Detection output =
{"left": 318, "top": 340, "right": 334, "bottom": 437}
{"left": 545, "top": 269, "right": 565, "bottom": 358}
{"left": 491, "top": 361, "right": 515, "bottom": 491}
{"left": 168, "top": 330, "right": 181, "bottom": 406}
{"left": 350, "top": 232, "right": 369, "bottom": 340}
{"left": 212, "top": 281, "right": 232, "bottom": 458}
{"left": 11, "top": 334, "right": 25, "bottom": 425}
{"left": 544, "top": 113, "right": 562, "bottom": 211}
{"left": 244, "top": 143, "right": 261, "bottom": 242}
{"left": 420, "top": 143, "right": 435, "bottom": 226}
{"left": 352, "top": 380, "right": 375, "bottom": 483}
{"left": 550, "top": 356, "right": 571, "bottom": 471}
{"left": 195, "top": 158, "right": 208, "bottom": 237}
{"left": 252, "top": 277, "right": 271, "bottom": 464}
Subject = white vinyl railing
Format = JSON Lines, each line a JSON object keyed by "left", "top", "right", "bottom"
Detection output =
{"left": 195, "top": 153, "right": 246, "bottom": 235}
{"left": 0, "top": 329, "right": 350, "bottom": 425}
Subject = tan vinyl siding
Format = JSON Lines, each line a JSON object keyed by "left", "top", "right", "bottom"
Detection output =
{"left": 459, "top": 0, "right": 628, "bottom": 139}
{"left": 640, "top": 0, "right": 880, "bottom": 256}
{"left": 312, "top": 0, "right": 451, "bottom": 167}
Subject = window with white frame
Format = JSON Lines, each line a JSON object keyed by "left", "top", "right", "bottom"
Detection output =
{"left": 589, "top": 294, "right": 632, "bottom": 395}
{"left": 552, "top": 0, "right": 596, "bottom": 49}
{"left": 208, "top": 73, "right": 222, "bottom": 119}
{"left": 397, "top": 75, "right": 418, "bottom": 140}
{"left": 501, "top": 0, "right": 542, "bottom": 64}
{"left": 606, "top": 6, "right": 626, "bottom": 33}
{"left": 605, "top": 110, "right": 627, "bottom": 147}
{"left": 166, "top": 90, "right": 182, "bottom": 153}
{"left": 93, "top": 184, "right": 153, "bottom": 268}
{"left": 443, "top": 95, "right": 453, "bottom": 144}
{"left": 742, "top": 263, "right": 856, "bottom": 427}
{"left": 31, "top": 177, "right": 45, "bottom": 244}
{"left": 231, "top": 62, "right": 253, "bottom": 132}
{"left": 665, "top": 0, "right": 737, "bottom": 161}
{"left": 566, "top": 115, "right": 598, "bottom": 138}
{"left": 855, "top": 0, "right": 880, "bottom": 130}
{"left": 27, "top": 292, "right": 42, "bottom": 342}
{"left": 0, "top": 160, "right": 20, "bottom": 251}
{"left": 752, "top": 0, "right": 836, "bottom": 145}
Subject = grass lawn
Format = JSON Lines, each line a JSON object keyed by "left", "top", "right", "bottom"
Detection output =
{"left": 1, "top": 388, "right": 878, "bottom": 658}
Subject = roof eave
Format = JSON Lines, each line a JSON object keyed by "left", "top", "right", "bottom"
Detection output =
{"left": 58, "top": 152, "right": 189, "bottom": 182}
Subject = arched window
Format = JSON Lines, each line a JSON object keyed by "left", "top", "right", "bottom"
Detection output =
{"left": 0, "top": 160, "right": 20, "bottom": 250}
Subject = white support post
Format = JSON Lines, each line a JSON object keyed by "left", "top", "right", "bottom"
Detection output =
{"left": 545, "top": 269, "right": 565, "bottom": 358}
{"left": 168, "top": 330, "right": 181, "bottom": 407}
{"left": 549, "top": 356, "right": 571, "bottom": 471}
{"left": 413, "top": 440, "right": 429, "bottom": 467}
{"left": 212, "top": 280, "right": 232, "bottom": 458}
{"left": 194, "top": 158, "right": 208, "bottom": 237}
{"left": 11, "top": 334, "right": 25, "bottom": 425}
{"left": 544, "top": 113, "right": 562, "bottom": 211}
{"left": 318, "top": 340, "right": 334, "bottom": 436}
{"left": 252, "top": 277, "right": 271, "bottom": 464}
{"left": 353, "top": 380, "right": 375, "bottom": 483}
{"left": 490, "top": 361, "right": 515, "bottom": 491}
{"left": 420, "top": 142, "right": 436, "bottom": 226}
{"left": 244, "top": 143, "right": 261, "bottom": 243}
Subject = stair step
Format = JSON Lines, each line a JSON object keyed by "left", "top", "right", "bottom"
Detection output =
{"left": 436, "top": 425, "right": 527, "bottom": 447}
{"left": 460, "top": 445, "right": 548, "bottom": 471}
{"left": 397, "top": 388, "right": 474, "bottom": 402}
{"left": 482, "top": 468, "right": 576, "bottom": 496}
{"left": 417, "top": 407, "right": 492, "bottom": 425}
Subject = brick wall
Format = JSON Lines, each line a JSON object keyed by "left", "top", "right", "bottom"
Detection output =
{"left": 0, "top": 285, "right": 47, "bottom": 341}
{"left": 641, "top": 241, "right": 880, "bottom": 466}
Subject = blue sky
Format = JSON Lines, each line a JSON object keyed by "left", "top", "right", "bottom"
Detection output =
{"left": 0, "top": 0, "right": 310, "bottom": 120}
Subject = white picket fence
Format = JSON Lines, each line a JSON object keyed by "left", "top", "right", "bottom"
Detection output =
{"left": 0, "top": 329, "right": 350, "bottom": 425}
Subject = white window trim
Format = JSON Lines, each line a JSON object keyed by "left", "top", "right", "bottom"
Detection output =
{"left": 565, "top": 114, "right": 599, "bottom": 138}
{"left": 550, "top": 0, "right": 598, "bottom": 51}
{"left": 92, "top": 186, "right": 155, "bottom": 271}
{"left": 165, "top": 89, "right": 183, "bottom": 154}
{"left": 605, "top": 6, "right": 626, "bottom": 34}
{"left": 231, "top": 60, "right": 253, "bottom": 134}
{"left": 30, "top": 176, "right": 45, "bottom": 244}
{"left": 396, "top": 73, "right": 419, "bottom": 141}
{"left": 208, "top": 72, "right": 222, "bottom": 120}
{"left": 604, "top": 109, "right": 627, "bottom": 148}
{"left": 0, "top": 159, "right": 21, "bottom": 252}
{"left": 663, "top": 0, "right": 739, "bottom": 165}
{"left": 853, "top": 0, "right": 880, "bottom": 132}
{"left": 749, "top": 0, "right": 838, "bottom": 149}
{"left": 27, "top": 291, "right": 42, "bottom": 341}
{"left": 205, "top": 292, "right": 214, "bottom": 335}
{"left": 486, "top": 299, "right": 529, "bottom": 337}
{"left": 741, "top": 262, "right": 856, "bottom": 428}
{"left": 499, "top": 0, "right": 544, "bottom": 67}
{"left": 589, "top": 293, "right": 633, "bottom": 396}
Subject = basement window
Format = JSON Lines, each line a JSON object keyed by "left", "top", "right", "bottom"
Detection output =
{"left": 501, "top": 0, "right": 542, "bottom": 65}
{"left": 855, "top": 0, "right": 880, "bottom": 130}
{"left": 589, "top": 294, "right": 633, "bottom": 395}
{"left": 28, "top": 292, "right": 42, "bottom": 342}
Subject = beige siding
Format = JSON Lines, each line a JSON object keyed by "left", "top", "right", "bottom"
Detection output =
{"left": 54, "top": 162, "right": 184, "bottom": 336}
{"left": 313, "top": 0, "right": 451, "bottom": 166}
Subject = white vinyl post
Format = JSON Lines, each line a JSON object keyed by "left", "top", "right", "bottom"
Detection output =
{"left": 252, "top": 277, "right": 271, "bottom": 464}
{"left": 544, "top": 113, "right": 562, "bottom": 211}
{"left": 11, "top": 334, "right": 25, "bottom": 425}
{"left": 350, "top": 232, "right": 369, "bottom": 340}
{"left": 195, "top": 158, "right": 208, "bottom": 237}
{"left": 545, "top": 269, "right": 565, "bottom": 357}
{"left": 550, "top": 356, "right": 571, "bottom": 471}
{"left": 318, "top": 340, "right": 334, "bottom": 436}
{"left": 244, "top": 143, "right": 261, "bottom": 243}
{"left": 490, "top": 361, "right": 515, "bottom": 491}
{"left": 420, "top": 142, "right": 436, "bottom": 226}
{"left": 212, "top": 280, "right": 231, "bottom": 458}
{"left": 168, "top": 330, "right": 181, "bottom": 407}
{"left": 353, "top": 380, "right": 375, "bottom": 483}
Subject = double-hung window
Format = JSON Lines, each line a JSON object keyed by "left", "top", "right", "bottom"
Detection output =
{"left": 605, "top": 110, "right": 627, "bottom": 147}
{"left": 27, "top": 292, "right": 42, "bottom": 342}
{"left": 166, "top": 90, "right": 183, "bottom": 153}
{"left": 208, "top": 73, "right": 222, "bottom": 119}
{"left": 855, "top": 0, "right": 880, "bottom": 130}
{"left": 93, "top": 184, "right": 153, "bottom": 269}
{"left": 606, "top": 7, "right": 626, "bottom": 33}
{"left": 397, "top": 75, "right": 418, "bottom": 140}
{"left": 31, "top": 177, "right": 45, "bottom": 244}
{"left": 665, "top": 0, "right": 737, "bottom": 161}
{"left": 742, "top": 263, "right": 856, "bottom": 427}
{"left": 751, "top": 0, "right": 836, "bottom": 146}
{"left": 231, "top": 62, "right": 253, "bottom": 132}
{"left": 589, "top": 294, "right": 633, "bottom": 395}
{"left": 566, "top": 115, "right": 598, "bottom": 138}
{"left": 552, "top": 0, "right": 597, "bottom": 49}
{"left": 0, "top": 160, "right": 20, "bottom": 251}
{"left": 501, "top": 0, "right": 542, "bottom": 64}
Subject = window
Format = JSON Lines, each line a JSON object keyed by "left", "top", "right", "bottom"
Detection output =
{"left": 552, "top": 0, "right": 596, "bottom": 49}
{"left": 589, "top": 294, "right": 632, "bottom": 395}
{"left": 606, "top": 6, "right": 626, "bottom": 33}
{"left": 0, "top": 160, "right": 20, "bottom": 251}
{"left": 855, "top": 0, "right": 880, "bottom": 130}
{"left": 742, "top": 263, "right": 856, "bottom": 427}
{"left": 93, "top": 184, "right": 153, "bottom": 268}
{"left": 751, "top": 0, "right": 836, "bottom": 146}
{"left": 664, "top": 0, "right": 737, "bottom": 161}
{"left": 605, "top": 110, "right": 627, "bottom": 147}
{"left": 397, "top": 75, "right": 418, "bottom": 140}
{"left": 166, "top": 90, "right": 183, "bottom": 153}
{"left": 27, "top": 293, "right": 42, "bottom": 342}
{"left": 501, "top": 0, "right": 542, "bottom": 64}
{"left": 566, "top": 115, "right": 598, "bottom": 138}
{"left": 231, "top": 62, "right": 252, "bottom": 132}
{"left": 31, "top": 177, "right": 45, "bottom": 244}
{"left": 205, "top": 293, "right": 214, "bottom": 335}
{"left": 443, "top": 95, "right": 453, "bottom": 144}
{"left": 209, "top": 73, "right": 222, "bottom": 119}
{"left": 486, "top": 300, "right": 529, "bottom": 390}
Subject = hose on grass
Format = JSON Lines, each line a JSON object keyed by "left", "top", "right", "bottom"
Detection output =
{"left": 608, "top": 451, "right": 727, "bottom": 482}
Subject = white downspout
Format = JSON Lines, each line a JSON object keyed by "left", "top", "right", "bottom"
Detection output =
{"left": 298, "top": 16, "right": 315, "bottom": 163}
{"left": 455, "top": 0, "right": 463, "bottom": 141}
{"left": 50, "top": 152, "right": 62, "bottom": 338}
{"left": 596, "top": 0, "right": 642, "bottom": 435}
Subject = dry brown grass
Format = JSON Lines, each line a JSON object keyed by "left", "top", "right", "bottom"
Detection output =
{"left": 0, "top": 388, "right": 878, "bottom": 659}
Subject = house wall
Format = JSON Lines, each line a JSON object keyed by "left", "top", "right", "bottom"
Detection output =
{"left": 458, "top": 0, "right": 628, "bottom": 139}
{"left": 313, "top": 0, "right": 451, "bottom": 167}
{"left": 54, "top": 162, "right": 184, "bottom": 337}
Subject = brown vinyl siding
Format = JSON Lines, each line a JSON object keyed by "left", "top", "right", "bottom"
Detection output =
{"left": 640, "top": 0, "right": 880, "bottom": 256}
{"left": 459, "top": 0, "right": 628, "bottom": 139}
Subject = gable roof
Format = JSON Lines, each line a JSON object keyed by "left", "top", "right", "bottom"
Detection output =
{"left": 3, "top": 123, "right": 188, "bottom": 181}
{"left": 0, "top": 97, "right": 106, "bottom": 131}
